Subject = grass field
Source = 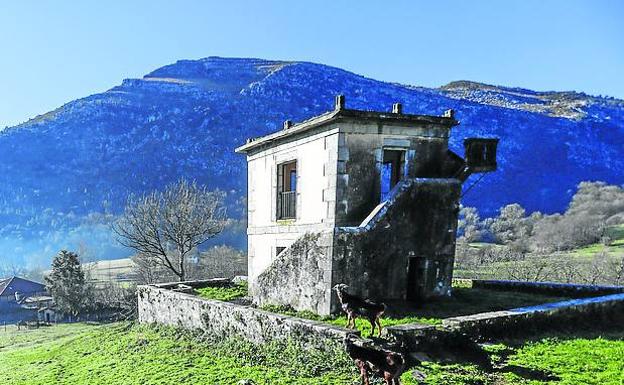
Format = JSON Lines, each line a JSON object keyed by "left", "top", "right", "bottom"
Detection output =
{"left": 571, "top": 224, "right": 624, "bottom": 258}
{"left": 0, "top": 323, "right": 354, "bottom": 385}
{"left": 0, "top": 323, "right": 622, "bottom": 385}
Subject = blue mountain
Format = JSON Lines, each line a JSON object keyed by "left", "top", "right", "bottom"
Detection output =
{"left": 1, "top": 57, "right": 623, "bottom": 266}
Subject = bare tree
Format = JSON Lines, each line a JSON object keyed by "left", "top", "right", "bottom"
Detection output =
{"left": 191, "top": 245, "right": 247, "bottom": 280}
{"left": 608, "top": 256, "right": 624, "bottom": 285}
{"left": 113, "top": 180, "right": 227, "bottom": 282}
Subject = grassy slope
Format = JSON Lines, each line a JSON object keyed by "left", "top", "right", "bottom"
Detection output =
{"left": 1, "top": 323, "right": 622, "bottom": 385}
{"left": 571, "top": 224, "right": 624, "bottom": 258}
{"left": 0, "top": 323, "right": 354, "bottom": 385}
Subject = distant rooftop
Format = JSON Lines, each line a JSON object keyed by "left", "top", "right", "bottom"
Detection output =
{"left": 235, "top": 95, "right": 459, "bottom": 154}
{"left": 0, "top": 276, "right": 46, "bottom": 297}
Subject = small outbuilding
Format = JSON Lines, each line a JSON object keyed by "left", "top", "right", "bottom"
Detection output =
{"left": 38, "top": 305, "right": 59, "bottom": 323}
{"left": 236, "top": 96, "right": 498, "bottom": 315}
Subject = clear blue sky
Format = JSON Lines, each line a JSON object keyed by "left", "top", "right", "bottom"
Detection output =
{"left": 1, "top": 0, "right": 622, "bottom": 128}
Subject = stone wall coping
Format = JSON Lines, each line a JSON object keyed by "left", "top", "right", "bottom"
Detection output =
{"left": 440, "top": 293, "right": 624, "bottom": 326}
{"left": 472, "top": 279, "right": 624, "bottom": 294}
{"left": 507, "top": 293, "right": 624, "bottom": 314}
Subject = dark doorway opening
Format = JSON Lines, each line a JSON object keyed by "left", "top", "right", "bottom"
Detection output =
{"left": 407, "top": 256, "right": 427, "bottom": 301}
{"left": 380, "top": 149, "right": 406, "bottom": 201}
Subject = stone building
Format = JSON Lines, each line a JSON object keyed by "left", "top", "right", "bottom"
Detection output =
{"left": 236, "top": 96, "right": 498, "bottom": 315}
{"left": 0, "top": 276, "right": 48, "bottom": 323}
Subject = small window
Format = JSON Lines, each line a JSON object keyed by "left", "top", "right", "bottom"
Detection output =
{"left": 277, "top": 160, "right": 297, "bottom": 219}
{"left": 276, "top": 247, "right": 286, "bottom": 256}
{"left": 464, "top": 138, "right": 498, "bottom": 172}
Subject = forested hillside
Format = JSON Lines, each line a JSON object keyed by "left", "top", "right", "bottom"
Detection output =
{"left": 1, "top": 57, "right": 622, "bottom": 266}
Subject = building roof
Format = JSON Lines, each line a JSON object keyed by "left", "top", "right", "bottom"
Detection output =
{"left": 0, "top": 276, "right": 46, "bottom": 297}
{"left": 235, "top": 98, "right": 459, "bottom": 154}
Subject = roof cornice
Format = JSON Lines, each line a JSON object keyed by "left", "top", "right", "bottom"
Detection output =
{"left": 235, "top": 107, "right": 459, "bottom": 154}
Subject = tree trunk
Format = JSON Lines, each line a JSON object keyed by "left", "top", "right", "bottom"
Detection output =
{"left": 178, "top": 251, "right": 186, "bottom": 281}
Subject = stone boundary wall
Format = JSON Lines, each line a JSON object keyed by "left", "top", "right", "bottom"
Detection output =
{"left": 471, "top": 279, "right": 624, "bottom": 297}
{"left": 139, "top": 279, "right": 624, "bottom": 354}
{"left": 385, "top": 293, "right": 624, "bottom": 346}
{"left": 442, "top": 293, "right": 624, "bottom": 340}
{"left": 138, "top": 281, "right": 358, "bottom": 351}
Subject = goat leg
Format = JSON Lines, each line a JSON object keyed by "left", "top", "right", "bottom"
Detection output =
{"left": 356, "top": 359, "right": 370, "bottom": 385}
{"left": 376, "top": 317, "right": 383, "bottom": 336}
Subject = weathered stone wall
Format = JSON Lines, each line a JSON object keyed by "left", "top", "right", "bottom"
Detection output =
{"left": 252, "top": 232, "right": 334, "bottom": 315}
{"left": 443, "top": 293, "right": 624, "bottom": 340}
{"left": 138, "top": 283, "right": 357, "bottom": 351}
{"left": 336, "top": 134, "right": 379, "bottom": 226}
{"left": 332, "top": 179, "right": 461, "bottom": 308}
{"left": 252, "top": 179, "right": 461, "bottom": 314}
{"left": 335, "top": 124, "right": 458, "bottom": 227}
{"left": 385, "top": 293, "right": 624, "bottom": 346}
{"left": 139, "top": 280, "right": 624, "bottom": 357}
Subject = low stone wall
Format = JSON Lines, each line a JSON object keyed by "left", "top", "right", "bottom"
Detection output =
{"left": 385, "top": 293, "right": 624, "bottom": 344}
{"left": 138, "top": 282, "right": 358, "bottom": 351}
{"left": 472, "top": 279, "right": 624, "bottom": 297}
{"left": 442, "top": 293, "right": 624, "bottom": 340}
{"left": 140, "top": 279, "right": 624, "bottom": 355}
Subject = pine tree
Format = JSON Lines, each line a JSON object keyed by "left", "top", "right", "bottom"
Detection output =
{"left": 45, "top": 250, "right": 89, "bottom": 317}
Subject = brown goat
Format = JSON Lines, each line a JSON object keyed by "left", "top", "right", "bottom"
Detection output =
{"left": 345, "top": 338, "right": 405, "bottom": 385}
{"left": 333, "top": 284, "right": 386, "bottom": 337}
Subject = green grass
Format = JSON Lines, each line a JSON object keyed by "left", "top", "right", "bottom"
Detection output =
{"left": 570, "top": 234, "right": 624, "bottom": 258}
{"left": 195, "top": 282, "right": 248, "bottom": 302}
{"left": 569, "top": 224, "right": 624, "bottom": 257}
{"left": 260, "top": 304, "right": 441, "bottom": 337}
{"left": 1, "top": 323, "right": 622, "bottom": 385}
{"left": 505, "top": 335, "right": 624, "bottom": 385}
{"left": 399, "top": 331, "right": 624, "bottom": 385}
{"left": 261, "top": 285, "right": 568, "bottom": 338}
{"left": 0, "top": 322, "right": 354, "bottom": 385}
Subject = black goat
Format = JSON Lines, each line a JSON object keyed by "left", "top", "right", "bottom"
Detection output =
{"left": 333, "top": 284, "right": 386, "bottom": 337}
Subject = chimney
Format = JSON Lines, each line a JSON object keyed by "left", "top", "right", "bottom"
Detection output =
{"left": 443, "top": 109, "right": 455, "bottom": 119}
{"left": 335, "top": 95, "right": 345, "bottom": 111}
{"left": 392, "top": 103, "right": 403, "bottom": 114}
{"left": 283, "top": 120, "right": 293, "bottom": 129}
